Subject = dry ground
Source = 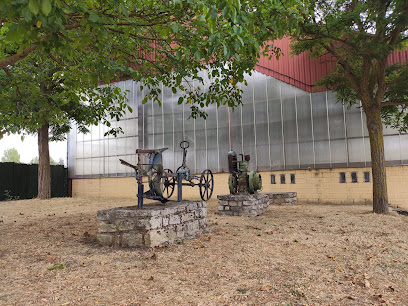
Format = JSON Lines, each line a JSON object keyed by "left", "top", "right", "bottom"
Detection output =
{"left": 0, "top": 197, "right": 407, "bottom": 306}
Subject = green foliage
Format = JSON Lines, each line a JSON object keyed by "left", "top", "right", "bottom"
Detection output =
{"left": 30, "top": 156, "right": 64, "bottom": 165}
{"left": 290, "top": 0, "right": 408, "bottom": 130}
{"left": 0, "top": 43, "right": 130, "bottom": 140}
{"left": 3, "top": 190, "right": 19, "bottom": 201}
{"left": 0, "top": 0, "right": 301, "bottom": 122}
{"left": 47, "top": 264, "right": 65, "bottom": 270}
{"left": 1, "top": 148, "right": 21, "bottom": 163}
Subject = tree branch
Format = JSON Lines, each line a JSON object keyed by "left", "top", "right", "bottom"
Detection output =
{"left": 0, "top": 21, "right": 82, "bottom": 70}
{"left": 381, "top": 100, "right": 408, "bottom": 107}
{"left": 0, "top": 44, "right": 39, "bottom": 70}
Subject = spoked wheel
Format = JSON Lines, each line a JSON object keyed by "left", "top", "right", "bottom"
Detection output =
{"left": 199, "top": 169, "right": 214, "bottom": 201}
{"left": 176, "top": 165, "right": 190, "bottom": 180}
{"left": 161, "top": 169, "right": 175, "bottom": 199}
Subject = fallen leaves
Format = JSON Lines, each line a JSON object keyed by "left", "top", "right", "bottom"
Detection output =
{"left": 48, "top": 264, "right": 65, "bottom": 271}
{"left": 260, "top": 285, "right": 272, "bottom": 291}
{"left": 236, "top": 288, "right": 248, "bottom": 294}
{"left": 1, "top": 198, "right": 408, "bottom": 305}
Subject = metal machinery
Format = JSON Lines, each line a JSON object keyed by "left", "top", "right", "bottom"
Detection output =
{"left": 119, "top": 141, "right": 214, "bottom": 208}
{"left": 176, "top": 141, "right": 214, "bottom": 202}
{"left": 228, "top": 151, "right": 262, "bottom": 194}
{"left": 120, "top": 148, "right": 174, "bottom": 207}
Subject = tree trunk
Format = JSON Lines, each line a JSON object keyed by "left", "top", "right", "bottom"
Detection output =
{"left": 37, "top": 123, "right": 51, "bottom": 199}
{"left": 364, "top": 103, "right": 388, "bottom": 214}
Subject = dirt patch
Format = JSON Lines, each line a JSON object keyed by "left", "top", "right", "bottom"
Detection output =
{"left": 0, "top": 197, "right": 407, "bottom": 305}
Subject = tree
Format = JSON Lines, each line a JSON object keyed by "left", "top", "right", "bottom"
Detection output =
{"left": 1, "top": 148, "right": 20, "bottom": 163}
{"left": 1, "top": 0, "right": 300, "bottom": 199}
{"left": 287, "top": 0, "right": 408, "bottom": 214}
{"left": 30, "top": 156, "right": 64, "bottom": 166}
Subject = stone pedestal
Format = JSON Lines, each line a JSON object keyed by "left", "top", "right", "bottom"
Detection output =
{"left": 217, "top": 193, "right": 269, "bottom": 216}
{"left": 265, "top": 192, "right": 297, "bottom": 205}
{"left": 97, "top": 201, "right": 207, "bottom": 248}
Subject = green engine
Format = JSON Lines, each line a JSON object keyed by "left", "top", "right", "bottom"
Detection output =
{"left": 228, "top": 151, "right": 262, "bottom": 194}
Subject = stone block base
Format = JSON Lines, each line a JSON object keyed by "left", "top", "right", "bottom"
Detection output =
{"left": 265, "top": 192, "right": 297, "bottom": 205}
{"left": 97, "top": 201, "right": 207, "bottom": 248}
{"left": 217, "top": 194, "right": 269, "bottom": 216}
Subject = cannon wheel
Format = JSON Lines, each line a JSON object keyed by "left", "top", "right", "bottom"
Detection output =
{"left": 199, "top": 169, "right": 214, "bottom": 201}
{"left": 161, "top": 169, "right": 175, "bottom": 199}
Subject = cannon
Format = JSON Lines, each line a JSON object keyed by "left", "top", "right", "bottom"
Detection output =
{"left": 227, "top": 151, "right": 262, "bottom": 194}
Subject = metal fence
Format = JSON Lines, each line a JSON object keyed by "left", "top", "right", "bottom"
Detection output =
{"left": 0, "top": 163, "right": 68, "bottom": 201}
{"left": 67, "top": 71, "right": 408, "bottom": 179}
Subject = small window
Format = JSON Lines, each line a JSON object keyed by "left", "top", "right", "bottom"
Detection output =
{"left": 364, "top": 171, "right": 370, "bottom": 182}
{"left": 339, "top": 172, "right": 346, "bottom": 183}
{"left": 351, "top": 172, "right": 358, "bottom": 183}
{"left": 290, "top": 174, "right": 296, "bottom": 184}
{"left": 270, "top": 174, "right": 276, "bottom": 184}
{"left": 280, "top": 174, "right": 286, "bottom": 184}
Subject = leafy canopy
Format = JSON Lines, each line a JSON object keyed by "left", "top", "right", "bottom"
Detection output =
{"left": 290, "top": 0, "right": 408, "bottom": 130}
{"left": 1, "top": 148, "right": 21, "bottom": 163}
{"left": 0, "top": 0, "right": 302, "bottom": 130}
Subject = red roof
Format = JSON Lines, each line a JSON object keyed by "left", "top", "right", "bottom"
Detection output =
{"left": 254, "top": 36, "right": 408, "bottom": 92}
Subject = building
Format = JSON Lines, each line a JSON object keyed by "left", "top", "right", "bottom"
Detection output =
{"left": 67, "top": 38, "right": 408, "bottom": 208}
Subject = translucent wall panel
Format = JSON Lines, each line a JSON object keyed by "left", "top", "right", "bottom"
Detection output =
{"left": 299, "top": 142, "right": 314, "bottom": 167}
{"left": 154, "top": 132, "right": 164, "bottom": 148}
{"left": 207, "top": 147, "right": 219, "bottom": 172}
{"left": 330, "top": 139, "right": 347, "bottom": 165}
{"left": 68, "top": 75, "right": 406, "bottom": 178}
{"left": 213, "top": 107, "right": 228, "bottom": 171}
{"left": 184, "top": 130, "right": 196, "bottom": 174}
{"left": 255, "top": 101, "right": 268, "bottom": 124}
{"left": 314, "top": 140, "right": 331, "bottom": 165}
{"left": 283, "top": 97, "right": 297, "bottom": 141}
{"left": 92, "top": 158, "right": 102, "bottom": 176}
{"left": 253, "top": 74, "right": 267, "bottom": 102}
{"left": 256, "top": 123, "right": 269, "bottom": 146}
{"left": 312, "top": 92, "right": 329, "bottom": 142}
{"left": 296, "top": 94, "right": 314, "bottom": 166}
{"left": 384, "top": 135, "right": 401, "bottom": 161}
{"left": 242, "top": 104, "right": 254, "bottom": 124}
{"left": 195, "top": 149, "right": 207, "bottom": 173}
{"left": 285, "top": 143, "right": 299, "bottom": 169}
{"left": 270, "top": 142, "right": 284, "bottom": 169}
{"left": 218, "top": 123, "right": 230, "bottom": 172}
{"left": 243, "top": 125, "right": 255, "bottom": 147}
{"left": 296, "top": 95, "right": 313, "bottom": 140}
{"left": 347, "top": 138, "right": 365, "bottom": 163}
{"left": 400, "top": 134, "right": 408, "bottom": 164}
{"left": 242, "top": 76, "right": 253, "bottom": 103}
{"left": 345, "top": 107, "right": 363, "bottom": 138}
{"left": 91, "top": 140, "right": 100, "bottom": 157}
{"left": 75, "top": 159, "right": 83, "bottom": 176}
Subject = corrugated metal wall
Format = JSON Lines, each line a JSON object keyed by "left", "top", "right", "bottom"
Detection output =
{"left": 255, "top": 36, "right": 408, "bottom": 92}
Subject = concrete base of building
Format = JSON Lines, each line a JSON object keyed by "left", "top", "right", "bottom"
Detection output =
{"left": 71, "top": 165, "right": 408, "bottom": 211}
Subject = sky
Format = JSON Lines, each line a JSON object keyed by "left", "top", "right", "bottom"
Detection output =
{"left": 0, "top": 134, "right": 67, "bottom": 166}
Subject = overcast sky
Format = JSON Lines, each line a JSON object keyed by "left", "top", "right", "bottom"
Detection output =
{"left": 0, "top": 134, "right": 67, "bottom": 166}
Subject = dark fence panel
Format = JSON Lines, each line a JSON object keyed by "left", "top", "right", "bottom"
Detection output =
{"left": 0, "top": 163, "right": 67, "bottom": 201}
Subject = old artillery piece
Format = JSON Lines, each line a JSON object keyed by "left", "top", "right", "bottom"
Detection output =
{"left": 119, "top": 141, "right": 214, "bottom": 208}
